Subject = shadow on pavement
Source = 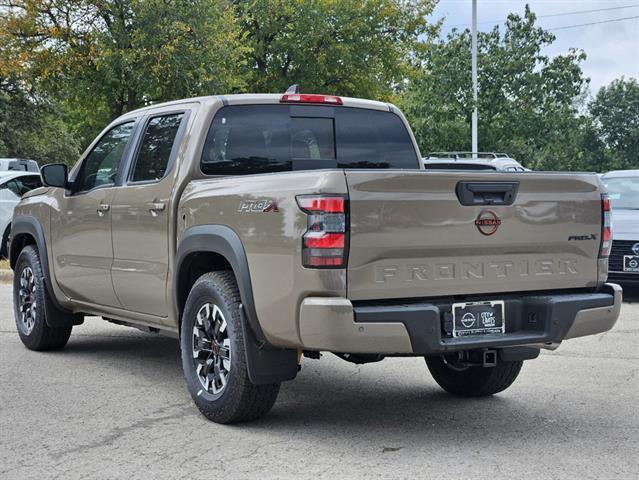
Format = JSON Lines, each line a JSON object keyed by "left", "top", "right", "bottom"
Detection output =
{"left": 44, "top": 331, "right": 605, "bottom": 444}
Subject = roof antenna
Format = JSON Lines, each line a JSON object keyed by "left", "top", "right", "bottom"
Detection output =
{"left": 285, "top": 84, "right": 300, "bottom": 94}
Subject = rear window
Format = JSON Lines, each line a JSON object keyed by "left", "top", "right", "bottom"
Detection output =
{"left": 200, "top": 105, "right": 418, "bottom": 175}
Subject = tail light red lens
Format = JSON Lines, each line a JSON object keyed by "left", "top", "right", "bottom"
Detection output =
{"left": 297, "top": 195, "right": 347, "bottom": 268}
{"left": 281, "top": 93, "right": 343, "bottom": 105}
{"left": 600, "top": 194, "right": 612, "bottom": 258}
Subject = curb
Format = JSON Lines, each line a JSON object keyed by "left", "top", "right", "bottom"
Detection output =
{"left": 0, "top": 269, "right": 13, "bottom": 283}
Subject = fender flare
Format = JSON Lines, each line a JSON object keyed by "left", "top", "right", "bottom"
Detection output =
{"left": 175, "top": 224, "right": 265, "bottom": 342}
{"left": 175, "top": 225, "right": 297, "bottom": 385}
{"left": 10, "top": 215, "right": 82, "bottom": 326}
{"left": 11, "top": 215, "right": 57, "bottom": 302}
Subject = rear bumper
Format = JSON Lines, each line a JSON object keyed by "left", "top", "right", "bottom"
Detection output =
{"left": 297, "top": 283, "right": 622, "bottom": 354}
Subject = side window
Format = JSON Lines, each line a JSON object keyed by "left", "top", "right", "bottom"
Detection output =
{"left": 74, "top": 122, "right": 135, "bottom": 193}
{"left": 4, "top": 180, "right": 21, "bottom": 197}
{"left": 130, "top": 113, "right": 184, "bottom": 182}
{"left": 291, "top": 117, "right": 335, "bottom": 160}
{"left": 201, "top": 105, "right": 292, "bottom": 175}
{"left": 5, "top": 176, "right": 41, "bottom": 196}
{"left": 18, "top": 176, "right": 42, "bottom": 192}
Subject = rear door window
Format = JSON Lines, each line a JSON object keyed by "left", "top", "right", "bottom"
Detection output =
{"left": 130, "top": 113, "right": 184, "bottom": 182}
{"left": 201, "top": 105, "right": 418, "bottom": 175}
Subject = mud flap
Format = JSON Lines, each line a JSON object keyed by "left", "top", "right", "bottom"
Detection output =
{"left": 43, "top": 285, "right": 84, "bottom": 328}
{"left": 239, "top": 304, "right": 298, "bottom": 385}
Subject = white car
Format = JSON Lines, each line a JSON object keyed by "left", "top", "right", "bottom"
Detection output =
{"left": 0, "top": 171, "right": 42, "bottom": 258}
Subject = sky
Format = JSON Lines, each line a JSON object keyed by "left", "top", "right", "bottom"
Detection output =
{"left": 429, "top": 0, "right": 639, "bottom": 94}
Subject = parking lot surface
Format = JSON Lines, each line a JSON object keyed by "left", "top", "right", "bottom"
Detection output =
{"left": 0, "top": 282, "right": 638, "bottom": 479}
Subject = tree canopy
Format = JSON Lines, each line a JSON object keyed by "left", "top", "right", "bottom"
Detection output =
{"left": 0, "top": 0, "right": 248, "bottom": 148}
{"left": 0, "top": 1, "right": 636, "bottom": 171}
{"left": 588, "top": 78, "right": 639, "bottom": 170}
{"left": 235, "top": 0, "right": 437, "bottom": 98}
{"left": 401, "top": 6, "right": 590, "bottom": 169}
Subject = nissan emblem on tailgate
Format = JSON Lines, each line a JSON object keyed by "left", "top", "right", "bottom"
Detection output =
{"left": 475, "top": 210, "right": 501, "bottom": 236}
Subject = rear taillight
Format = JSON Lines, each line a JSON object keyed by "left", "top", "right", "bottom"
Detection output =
{"left": 297, "top": 195, "right": 347, "bottom": 268}
{"left": 281, "top": 93, "right": 343, "bottom": 105}
{"left": 600, "top": 193, "right": 612, "bottom": 258}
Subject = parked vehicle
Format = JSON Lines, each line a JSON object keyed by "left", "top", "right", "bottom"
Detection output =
{"left": 0, "top": 158, "right": 39, "bottom": 173}
{"left": 423, "top": 152, "right": 528, "bottom": 171}
{"left": 0, "top": 172, "right": 42, "bottom": 259}
{"left": 601, "top": 170, "right": 639, "bottom": 285}
{"left": 9, "top": 91, "right": 620, "bottom": 423}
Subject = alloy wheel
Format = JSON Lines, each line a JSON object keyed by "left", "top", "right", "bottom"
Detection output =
{"left": 18, "top": 266, "right": 37, "bottom": 335}
{"left": 192, "top": 303, "right": 231, "bottom": 395}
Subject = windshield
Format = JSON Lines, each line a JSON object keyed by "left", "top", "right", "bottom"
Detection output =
{"left": 603, "top": 176, "right": 639, "bottom": 210}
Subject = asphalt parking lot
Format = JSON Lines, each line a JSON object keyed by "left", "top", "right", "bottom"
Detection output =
{"left": 0, "top": 282, "right": 637, "bottom": 479}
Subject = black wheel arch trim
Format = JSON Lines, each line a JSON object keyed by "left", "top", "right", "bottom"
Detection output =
{"left": 175, "top": 224, "right": 265, "bottom": 341}
{"left": 10, "top": 215, "right": 55, "bottom": 294}
{"left": 175, "top": 224, "right": 297, "bottom": 384}
{"left": 10, "top": 215, "right": 83, "bottom": 326}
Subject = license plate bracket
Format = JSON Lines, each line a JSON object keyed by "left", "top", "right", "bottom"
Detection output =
{"left": 452, "top": 300, "right": 505, "bottom": 338}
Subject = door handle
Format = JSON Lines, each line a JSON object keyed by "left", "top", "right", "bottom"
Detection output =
{"left": 149, "top": 202, "right": 166, "bottom": 216}
{"left": 97, "top": 203, "right": 110, "bottom": 216}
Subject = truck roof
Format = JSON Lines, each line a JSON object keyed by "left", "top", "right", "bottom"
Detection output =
{"left": 121, "top": 93, "right": 394, "bottom": 118}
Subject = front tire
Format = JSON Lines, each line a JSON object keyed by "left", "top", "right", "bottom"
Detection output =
{"left": 0, "top": 225, "right": 10, "bottom": 259}
{"left": 180, "top": 271, "right": 280, "bottom": 424}
{"left": 13, "top": 245, "right": 72, "bottom": 350}
{"left": 426, "top": 355, "right": 523, "bottom": 397}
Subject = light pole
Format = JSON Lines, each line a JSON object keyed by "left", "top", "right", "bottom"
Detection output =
{"left": 471, "top": 0, "right": 478, "bottom": 158}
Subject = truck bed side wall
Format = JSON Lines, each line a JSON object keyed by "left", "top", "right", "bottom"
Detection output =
{"left": 178, "top": 170, "right": 348, "bottom": 348}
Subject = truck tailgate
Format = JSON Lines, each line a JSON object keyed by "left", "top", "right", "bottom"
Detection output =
{"left": 345, "top": 170, "right": 603, "bottom": 301}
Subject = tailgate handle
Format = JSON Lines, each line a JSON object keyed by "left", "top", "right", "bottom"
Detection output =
{"left": 456, "top": 181, "right": 519, "bottom": 206}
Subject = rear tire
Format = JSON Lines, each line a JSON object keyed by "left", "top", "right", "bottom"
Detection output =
{"left": 180, "top": 271, "right": 280, "bottom": 424}
{"left": 13, "top": 245, "right": 72, "bottom": 351}
{"left": 426, "top": 355, "right": 523, "bottom": 397}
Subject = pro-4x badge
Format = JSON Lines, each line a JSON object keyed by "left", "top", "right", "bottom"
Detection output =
{"left": 238, "top": 199, "right": 279, "bottom": 213}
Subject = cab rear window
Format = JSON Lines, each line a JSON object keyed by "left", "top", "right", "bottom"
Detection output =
{"left": 200, "top": 105, "right": 419, "bottom": 175}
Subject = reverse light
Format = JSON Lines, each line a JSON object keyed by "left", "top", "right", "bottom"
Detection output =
{"left": 600, "top": 193, "right": 612, "bottom": 258}
{"left": 281, "top": 93, "right": 343, "bottom": 105}
{"left": 297, "top": 195, "right": 347, "bottom": 268}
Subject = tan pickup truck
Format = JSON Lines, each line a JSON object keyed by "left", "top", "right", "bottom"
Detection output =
{"left": 10, "top": 91, "right": 621, "bottom": 423}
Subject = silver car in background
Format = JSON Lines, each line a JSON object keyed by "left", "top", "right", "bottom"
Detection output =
{"left": 602, "top": 170, "right": 639, "bottom": 286}
{"left": 423, "top": 152, "right": 528, "bottom": 172}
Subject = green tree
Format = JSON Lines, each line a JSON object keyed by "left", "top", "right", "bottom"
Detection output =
{"left": 0, "top": 0, "right": 248, "bottom": 147}
{"left": 235, "top": 0, "right": 438, "bottom": 99}
{"left": 401, "top": 6, "right": 588, "bottom": 170}
{"left": 588, "top": 78, "right": 639, "bottom": 170}
{"left": 0, "top": 77, "right": 80, "bottom": 165}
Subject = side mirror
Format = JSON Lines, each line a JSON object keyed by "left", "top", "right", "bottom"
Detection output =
{"left": 40, "top": 163, "right": 69, "bottom": 189}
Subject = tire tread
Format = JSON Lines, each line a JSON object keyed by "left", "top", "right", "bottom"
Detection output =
{"left": 182, "top": 271, "right": 280, "bottom": 423}
{"left": 14, "top": 245, "right": 72, "bottom": 351}
{"left": 426, "top": 356, "right": 523, "bottom": 397}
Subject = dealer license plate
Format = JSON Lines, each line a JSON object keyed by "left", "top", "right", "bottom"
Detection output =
{"left": 452, "top": 300, "right": 505, "bottom": 338}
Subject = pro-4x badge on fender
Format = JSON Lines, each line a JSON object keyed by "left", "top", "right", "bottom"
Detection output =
{"left": 238, "top": 199, "right": 280, "bottom": 213}
{"left": 475, "top": 210, "right": 501, "bottom": 236}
